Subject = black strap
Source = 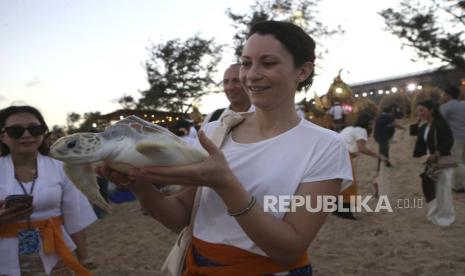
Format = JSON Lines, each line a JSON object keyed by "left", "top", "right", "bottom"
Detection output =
{"left": 209, "top": 108, "right": 226, "bottom": 122}
{"left": 15, "top": 174, "right": 37, "bottom": 228}
{"left": 16, "top": 177, "right": 36, "bottom": 195}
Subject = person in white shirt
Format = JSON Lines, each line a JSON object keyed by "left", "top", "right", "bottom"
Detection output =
{"left": 338, "top": 112, "right": 388, "bottom": 218}
{"left": 440, "top": 86, "right": 465, "bottom": 193}
{"left": 202, "top": 64, "right": 253, "bottom": 126}
{"left": 327, "top": 101, "right": 346, "bottom": 132}
{"left": 172, "top": 118, "right": 197, "bottom": 145}
{"left": 296, "top": 104, "right": 306, "bottom": 119}
{"left": 0, "top": 105, "right": 97, "bottom": 276}
{"left": 99, "top": 21, "right": 352, "bottom": 275}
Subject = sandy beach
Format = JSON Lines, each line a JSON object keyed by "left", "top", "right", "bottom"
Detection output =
{"left": 86, "top": 119, "right": 465, "bottom": 275}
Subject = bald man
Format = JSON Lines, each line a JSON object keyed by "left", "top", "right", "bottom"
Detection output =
{"left": 202, "top": 64, "right": 253, "bottom": 125}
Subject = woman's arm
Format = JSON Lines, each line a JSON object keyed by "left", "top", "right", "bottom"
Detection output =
{"left": 97, "top": 167, "right": 196, "bottom": 233}
{"left": 394, "top": 121, "right": 405, "bottom": 130}
{"left": 356, "top": 140, "right": 386, "bottom": 160}
{"left": 129, "top": 131, "right": 345, "bottom": 267}
{"left": 214, "top": 177, "right": 341, "bottom": 267}
{"left": 409, "top": 123, "right": 419, "bottom": 136}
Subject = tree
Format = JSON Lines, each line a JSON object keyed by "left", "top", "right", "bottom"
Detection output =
{"left": 226, "top": 0, "right": 343, "bottom": 58}
{"left": 380, "top": 0, "right": 465, "bottom": 69}
{"left": 118, "top": 94, "right": 136, "bottom": 109}
{"left": 66, "top": 112, "right": 81, "bottom": 132}
{"left": 66, "top": 111, "right": 104, "bottom": 133}
{"left": 78, "top": 112, "right": 102, "bottom": 132}
{"left": 138, "top": 36, "right": 223, "bottom": 113}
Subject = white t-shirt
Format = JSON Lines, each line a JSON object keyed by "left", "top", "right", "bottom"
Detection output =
{"left": 193, "top": 119, "right": 353, "bottom": 256}
{"left": 339, "top": 126, "right": 368, "bottom": 153}
{"left": 0, "top": 154, "right": 97, "bottom": 276}
{"left": 328, "top": 105, "right": 344, "bottom": 120}
{"left": 188, "top": 126, "right": 198, "bottom": 139}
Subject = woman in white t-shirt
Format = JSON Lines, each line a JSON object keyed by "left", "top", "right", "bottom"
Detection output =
{"left": 339, "top": 112, "right": 388, "bottom": 218}
{"left": 99, "top": 21, "right": 352, "bottom": 275}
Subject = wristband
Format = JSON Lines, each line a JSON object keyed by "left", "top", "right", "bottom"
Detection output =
{"left": 228, "top": 196, "right": 256, "bottom": 217}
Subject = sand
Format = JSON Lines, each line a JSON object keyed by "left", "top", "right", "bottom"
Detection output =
{"left": 86, "top": 119, "right": 465, "bottom": 275}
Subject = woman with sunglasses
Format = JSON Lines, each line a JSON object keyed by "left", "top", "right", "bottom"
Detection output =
{"left": 0, "top": 105, "right": 97, "bottom": 276}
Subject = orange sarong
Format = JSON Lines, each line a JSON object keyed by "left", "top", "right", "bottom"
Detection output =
{"left": 0, "top": 216, "right": 91, "bottom": 276}
{"left": 341, "top": 154, "right": 357, "bottom": 203}
{"left": 183, "top": 236, "right": 309, "bottom": 276}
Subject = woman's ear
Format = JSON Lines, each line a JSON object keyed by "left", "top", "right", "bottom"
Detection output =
{"left": 298, "top": 62, "right": 314, "bottom": 82}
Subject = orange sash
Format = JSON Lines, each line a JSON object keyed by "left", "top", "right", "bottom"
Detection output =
{"left": 0, "top": 216, "right": 91, "bottom": 276}
{"left": 183, "top": 237, "right": 309, "bottom": 276}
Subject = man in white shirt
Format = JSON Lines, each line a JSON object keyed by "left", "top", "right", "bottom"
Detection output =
{"left": 202, "top": 64, "right": 253, "bottom": 125}
{"left": 440, "top": 86, "right": 465, "bottom": 193}
{"left": 327, "top": 101, "right": 346, "bottom": 132}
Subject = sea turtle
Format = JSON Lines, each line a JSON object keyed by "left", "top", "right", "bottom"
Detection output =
{"left": 49, "top": 115, "right": 207, "bottom": 213}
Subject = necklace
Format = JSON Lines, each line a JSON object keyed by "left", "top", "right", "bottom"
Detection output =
{"left": 14, "top": 168, "right": 38, "bottom": 182}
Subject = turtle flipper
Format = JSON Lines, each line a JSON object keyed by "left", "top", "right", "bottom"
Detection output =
{"left": 63, "top": 163, "right": 112, "bottom": 214}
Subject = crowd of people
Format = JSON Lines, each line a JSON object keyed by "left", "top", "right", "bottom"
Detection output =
{"left": 1, "top": 19, "right": 464, "bottom": 276}
{"left": 327, "top": 86, "right": 464, "bottom": 227}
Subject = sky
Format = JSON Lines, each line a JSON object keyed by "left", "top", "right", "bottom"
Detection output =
{"left": 0, "top": 0, "right": 436, "bottom": 127}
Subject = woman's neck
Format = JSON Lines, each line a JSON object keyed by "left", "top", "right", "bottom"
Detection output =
{"left": 11, "top": 152, "right": 38, "bottom": 173}
{"left": 252, "top": 104, "right": 300, "bottom": 137}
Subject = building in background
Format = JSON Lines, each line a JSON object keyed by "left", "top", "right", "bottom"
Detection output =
{"left": 97, "top": 109, "right": 185, "bottom": 128}
{"left": 350, "top": 67, "right": 465, "bottom": 102}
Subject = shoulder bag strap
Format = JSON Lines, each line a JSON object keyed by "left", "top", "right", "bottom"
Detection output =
{"left": 189, "top": 110, "right": 251, "bottom": 226}
{"left": 209, "top": 108, "right": 226, "bottom": 122}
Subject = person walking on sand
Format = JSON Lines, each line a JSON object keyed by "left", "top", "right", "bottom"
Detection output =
{"left": 440, "top": 86, "right": 465, "bottom": 193}
{"left": 374, "top": 104, "right": 405, "bottom": 169}
{"left": 336, "top": 112, "right": 388, "bottom": 219}
{"left": 410, "top": 100, "right": 455, "bottom": 227}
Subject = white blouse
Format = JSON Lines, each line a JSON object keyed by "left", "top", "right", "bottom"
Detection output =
{"left": 0, "top": 154, "right": 97, "bottom": 276}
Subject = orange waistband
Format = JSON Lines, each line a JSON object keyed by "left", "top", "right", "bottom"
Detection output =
{"left": 0, "top": 216, "right": 91, "bottom": 276}
{"left": 183, "top": 236, "right": 309, "bottom": 276}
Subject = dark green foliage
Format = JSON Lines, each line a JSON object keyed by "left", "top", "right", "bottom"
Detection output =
{"left": 380, "top": 0, "right": 465, "bottom": 69}
{"left": 118, "top": 94, "right": 136, "bottom": 109}
{"left": 66, "top": 112, "right": 81, "bottom": 132}
{"left": 226, "top": 0, "right": 343, "bottom": 58}
{"left": 137, "top": 36, "right": 223, "bottom": 113}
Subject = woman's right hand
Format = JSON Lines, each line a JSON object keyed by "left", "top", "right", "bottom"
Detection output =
{"left": 0, "top": 200, "right": 34, "bottom": 225}
{"left": 95, "top": 166, "right": 154, "bottom": 195}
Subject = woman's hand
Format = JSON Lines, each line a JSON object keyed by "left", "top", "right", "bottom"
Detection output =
{"left": 427, "top": 153, "right": 439, "bottom": 163}
{"left": 128, "top": 131, "right": 236, "bottom": 190}
{"left": 0, "top": 200, "right": 34, "bottom": 224}
{"left": 95, "top": 166, "right": 154, "bottom": 195}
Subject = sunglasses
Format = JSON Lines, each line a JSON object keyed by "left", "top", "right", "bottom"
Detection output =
{"left": 1, "top": 125, "right": 47, "bottom": 139}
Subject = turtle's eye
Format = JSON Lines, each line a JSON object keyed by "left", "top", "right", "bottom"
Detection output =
{"left": 67, "top": 140, "right": 77, "bottom": 149}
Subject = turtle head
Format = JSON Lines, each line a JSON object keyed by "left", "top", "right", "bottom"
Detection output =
{"left": 49, "top": 133, "right": 103, "bottom": 163}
